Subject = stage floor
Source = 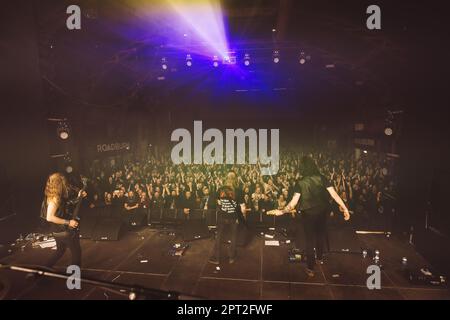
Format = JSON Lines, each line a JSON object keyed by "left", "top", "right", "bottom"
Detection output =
{"left": 1, "top": 226, "right": 449, "bottom": 300}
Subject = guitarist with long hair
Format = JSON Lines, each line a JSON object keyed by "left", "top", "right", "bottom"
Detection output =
{"left": 41, "top": 173, "right": 87, "bottom": 268}
{"left": 269, "top": 156, "right": 350, "bottom": 277}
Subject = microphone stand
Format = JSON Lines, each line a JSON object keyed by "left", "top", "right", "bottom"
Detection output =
{"left": 0, "top": 263, "right": 203, "bottom": 300}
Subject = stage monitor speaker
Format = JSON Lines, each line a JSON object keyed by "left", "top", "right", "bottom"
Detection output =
{"left": 92, "top": 218, "right": 123, "bottom": 241}
{"left": 162, "top": 209, "right": 180, "bottom": 225}
{"left": 96, "top": 206, "right": 112, "bottom": 218}
{"left": 182, "top": 219, "right": 211, "bottom": 241}
{"left": 79, "top": 215, "right": 98, "bottom": 239}
{"left": 128, "top": 211, "right": 146, "bottom": 228}
{"left": 147, "top": 208, "right": 162, "bottom": 226}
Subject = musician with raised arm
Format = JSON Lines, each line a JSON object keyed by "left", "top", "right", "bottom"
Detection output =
{"left": 270, "top": 156, "right": 350, "bottom": 277}
{"left": 40, "top": 173, "right": 86, "bottom": 268}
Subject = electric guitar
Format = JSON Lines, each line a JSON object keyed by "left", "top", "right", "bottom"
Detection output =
{"left": 267, "top": 209, "right": 286, "bottom": 216}
{"left": 267, "top": 208, "right": 353, "bottom": 217}
{"left": 53, "top": 178, "right": 87, "bottom": 238}
{"left": 70, "top": 177, "right": 88, "bottom": 231}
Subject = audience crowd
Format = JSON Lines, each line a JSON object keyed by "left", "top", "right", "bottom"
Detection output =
{"left": 81, "top": 149, "right": 397, "bottom": 227}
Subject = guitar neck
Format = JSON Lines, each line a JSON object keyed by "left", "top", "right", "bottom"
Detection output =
{"left": 72, "top": 185, "right": 86, "bottom": 220}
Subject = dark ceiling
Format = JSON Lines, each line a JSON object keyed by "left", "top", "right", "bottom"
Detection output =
{"left": 29, "top": 0, "right": 446, "bottom": 123}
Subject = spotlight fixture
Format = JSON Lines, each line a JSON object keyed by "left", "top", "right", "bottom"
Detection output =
{"left": 57, "top": 121, "right": 70, "bottom": 140}
{"left": 299, "top": 51, "right": 311, "bottom": 65}
{"left": 223, "top": 51, "right": 237, "bottom": 65}
{"left": 161, "top": 57, "right": 168, "bottom": 70}
{"left": 63, "top": 153, "right": 73, "bottom": 173}
{"left": 243, "top": 53, "right": 250, "bottom": 66}
{"left": 273, "top": 50, "right": 280, "bottom": 64}
{"left": 384, "top": 126, "right": 393, "bottom": 136}
{"left": 213, "top": 55, "right": 219, "bottom": 67}
{"left": 383, "top": 110, "right": 403, "bottom": 136}
{"left": 186, "top": 54, "right": 192, "bottom": 67}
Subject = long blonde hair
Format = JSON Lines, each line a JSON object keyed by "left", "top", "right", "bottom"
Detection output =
{"left": 225, "top": 171, "right": 238, "bottom": 190}
{"left": 45, "top": 173, "right": 69, "bottom": 205}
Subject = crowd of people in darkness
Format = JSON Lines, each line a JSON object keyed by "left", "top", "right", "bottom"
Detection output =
{"left": 82, "top": 149, "right": 397, "bottom": 228}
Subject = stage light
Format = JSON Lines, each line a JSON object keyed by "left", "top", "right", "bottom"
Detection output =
{"left": 363, "top": 150, "right": 368, "bottom": 154}
{"left": 161, "top": 57, "right": 168, "bottom": 70}
{"left": 63, "top": 153, "right": 73, "bottom": 173}
{"left": 273, "top": 50, "right": 280, "bottom": 64}
{"left": 384, "top": 126, "right": 393, "bottom": 136}
{"left": 244, "top": 53, "right": 250, "bottom": 66}
{"left": 168, "top": 0, "right": 229, "bottom": 60}
{"left": 383, "top": 110, "right": 402, "bottom": 136}
{"left": 213, "top": 55, "right": 219, "bottom": 67}
{"left": 299, "top": 51, "right": 311, "bottom": 65}
{"left": 186, "top": 54, "right": 192, "bottom": 67}
{"left": 223, "top": 51, "right": 236, "bottom": 65}
{"left": 57, "top": 121, "right": 70, "bottom": 140}
{"left": 272, "top": 28, "right": 277, "bottom": 33}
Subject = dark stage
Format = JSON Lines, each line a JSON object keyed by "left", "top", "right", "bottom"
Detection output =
{"left": 1, "top": 225, "right": 449, "bottom": 300}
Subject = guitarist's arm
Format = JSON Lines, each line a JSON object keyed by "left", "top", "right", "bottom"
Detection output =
{"left": 281, "top": 192, "right": 300, "bottom": 214}
{"left": 46, "top": 200, "right": 78, "bottom": 229}
{"left": 326, "top": 187, "right": 350, "bottom": 221}
{"left": 268, "top": 192, "right": 300, "bottom": 216}
{"left": 66, "top": 189, "right": 87, "bottom": 206}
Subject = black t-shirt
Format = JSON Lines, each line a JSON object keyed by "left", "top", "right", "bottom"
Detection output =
{"left": 181, "top": 196, "right": 196, "bottom": 210}
{"left": 165, "top": 195, "right": 178, "bottom": 209}
{"left": 112, "top": 195, "right": 124, "bottom": 208}
{"left": 235, "top": 189, "right": 245, "bottom": 206}
{"left": 125, "top": 196, "right": 139, "bottom": 208}
{"left": 294, "top": 175, "right": 332, "bottom": 211}
{"left": 219, "top": 198, "right": 237, "bottom": 213}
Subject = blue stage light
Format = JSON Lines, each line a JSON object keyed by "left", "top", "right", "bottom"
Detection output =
{"left": 273, "top": 50, "right": 280, "bottom": 64}
{"left": 161, "top": 57, "right": 168, "bottom": 70}
{"left": 213, "top": 55, "right": 219, "bottom": 67}
{"left": 244, "top": 53, "right": 250, "bottom": 66}
{"left": 186, "top": 54, "right": 192, "bottom": 67}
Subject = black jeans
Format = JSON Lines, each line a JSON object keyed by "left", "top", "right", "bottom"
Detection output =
{"left": 46, "top": 231, "right": 81, "bottom": 268}
{"left": 212, "top": 215, "right": 238, "bottom": 261}
{"left": 299, "top": 206, "right": 328, "bottom": 270}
